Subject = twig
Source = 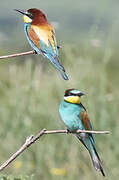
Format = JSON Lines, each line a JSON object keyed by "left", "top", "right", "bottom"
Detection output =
{"left": 44, "top": 129, "right": 110, "bottom": 135}
{"left": 0, "top": 128, "right": 110, "bottom": 171}
{"left": 0, "top": 50, "right": 35, "bottom": 60}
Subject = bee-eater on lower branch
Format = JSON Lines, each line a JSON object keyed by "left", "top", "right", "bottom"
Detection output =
{"left": 15, "top": 8, "right": 69, "bottom": 80}
{"left": 59, "top": 89, "right": 105, "bottom": 176}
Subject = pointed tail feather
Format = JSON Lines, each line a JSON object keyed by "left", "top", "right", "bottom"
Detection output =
{"left": 75, "top": 134, "right": 105, "bottom": 177}
{"left": 45, "top": 54, "right": 69, "bottom": 80}
{"left": 59, "top": 69, "right": 69, "bottom": 80}
{"left": 91, "top": 148, "right": 105, "bottom": 176}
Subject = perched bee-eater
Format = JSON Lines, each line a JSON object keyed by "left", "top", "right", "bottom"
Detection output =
{"left": 59, "top": 89, "right": 105, "bottom": 176}
{"left": 15, "top": 8, "right": 69, "bottom": 80}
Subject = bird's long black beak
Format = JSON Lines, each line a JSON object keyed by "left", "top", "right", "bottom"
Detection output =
{"left": 14, "top": 9, "right": 28, "bottom": 16}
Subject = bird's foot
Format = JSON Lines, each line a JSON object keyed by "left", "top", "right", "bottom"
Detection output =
{"left": 66, "top": 129, "right": 71, "bottom": 134}
{"left": 57, "top": 45, "right": 62, "bottom": 49}
{"left": 34, "top": 50, "right": 38, "bottom": 54}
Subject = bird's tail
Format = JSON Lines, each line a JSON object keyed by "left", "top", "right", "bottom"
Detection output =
{"left": 75, "top": 134, "right": 105, "bottom": 177}
{"left": 45, "top": 54, "right": 69, "bottom": 80}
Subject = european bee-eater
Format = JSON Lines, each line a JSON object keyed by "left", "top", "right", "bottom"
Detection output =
{"left": 15, "top": 8, "right": 69, "bottom": 80}
{"left": 59, "top": 89, "right": 105, "bottom": 176}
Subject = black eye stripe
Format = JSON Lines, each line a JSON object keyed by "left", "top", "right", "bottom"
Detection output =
{"left": 26, "top": 11, "right": 34, "bottom": 19}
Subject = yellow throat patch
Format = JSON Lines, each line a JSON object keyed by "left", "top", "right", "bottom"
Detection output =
{"left": 64, "top": 96, "right": 80, "bottom": 104}
{"left": 23, "top": 15, "right": 32, "bottom": 23}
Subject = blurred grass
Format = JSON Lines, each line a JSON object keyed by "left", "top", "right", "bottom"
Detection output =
{"left": 0, "top": 174, "right": 34, "bottom": 180}
{"left": 0, "top": 38, "right": 118, "bottom": 180}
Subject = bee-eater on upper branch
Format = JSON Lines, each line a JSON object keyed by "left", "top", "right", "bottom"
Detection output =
{"left": 15, "top": 8, "right": 69, "bottom": 80}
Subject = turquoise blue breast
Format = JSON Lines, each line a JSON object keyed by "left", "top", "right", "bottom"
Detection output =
{"left": 59, "top": 100, "right": 84, "bottom": 131}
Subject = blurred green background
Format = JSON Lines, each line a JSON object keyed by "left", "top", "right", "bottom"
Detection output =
{"left": 0, "top": 0, "right": 119, "bottom": 179}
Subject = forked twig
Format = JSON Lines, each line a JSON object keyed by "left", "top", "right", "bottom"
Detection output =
{"left": 0, "top": 128, "right": 110, "bottom": 171}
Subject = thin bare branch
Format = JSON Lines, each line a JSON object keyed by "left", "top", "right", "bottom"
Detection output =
{"left": 44, "top": 129, "right": 110, "bottom": 135}
{"left": 0, "top": 46, "right": 62, "bottom": 60}
{"left": 0, "top": 50, "right": 35, "bottom": 60}
{"left": 0, "top": 128, "right": 110, "bottom": 171}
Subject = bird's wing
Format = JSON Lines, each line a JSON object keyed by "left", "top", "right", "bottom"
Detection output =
{"left": 79, "top": 110, "right": 96, "bottom": 148}
{"left": 80, "top": 111, "right": 92, "bottom": 130}
{"left": 27, "top": 26, "right": 41, "bottom": 49}
{"left": 31, "top": 24, "right": 58, "bottom": 56}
